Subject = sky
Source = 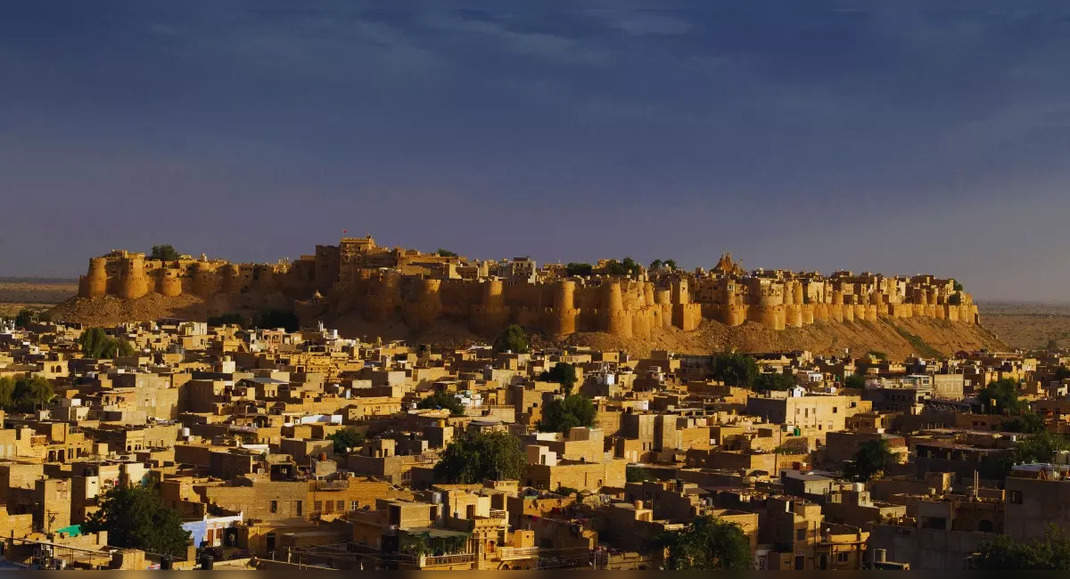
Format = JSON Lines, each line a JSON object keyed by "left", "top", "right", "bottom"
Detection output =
{"left": 2, "top": 1, "right": 1070, "bottom": 302}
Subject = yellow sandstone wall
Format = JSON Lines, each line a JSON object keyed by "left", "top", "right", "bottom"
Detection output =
{"left": 77, "top": 250, "right": 980, "bottom": 337}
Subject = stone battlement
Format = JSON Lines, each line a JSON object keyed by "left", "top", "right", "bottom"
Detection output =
{"left": 78, "top": 240, "right": 979, "bottom": 337}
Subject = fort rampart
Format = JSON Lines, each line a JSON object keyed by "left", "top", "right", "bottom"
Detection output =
{"left": 78, "top": 240, "right": 979, "bottom": 338}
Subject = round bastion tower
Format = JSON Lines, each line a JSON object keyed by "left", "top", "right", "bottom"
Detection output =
{"left": 191, "top": 261, "right": 219, "bottom": 298}
{"left": 784, "top": 280, "right": 803, "bottom": 328}
{"left": 654, "top": 288, "right": 673, "bottom": 329}
{"left": 117, "top": 253, "right": 150, "bottom": 300}
{"left": 830, "top": 289, "right": 845, "bottom": 322}
{"left": 718, "top": 281, "right": 746, "bottom": 327}
{"left": 362, "top": 271, "right": 401, "bottom": 321}
{"left": 221, "top": 264, "right": 242, "bottom": 294}
{"left": 156, "top": 268, "right": 183, "bottom": 297}
{"left": 748, "top": 280, "right": 785, "bottom": 330}
{"left": 599, "top": 280, "right": 631, "bottom": 338}
{"left": 404, "top": 278, "right": 443, "bottom": 329}
{"left": 550, "top": 279, "right": 579, "bottom": 337}
{"left": 472, "top": 278, "right": 509, "bottom": 334}
{"left": 78, "top": 257, "right": 109, "bottom": 298}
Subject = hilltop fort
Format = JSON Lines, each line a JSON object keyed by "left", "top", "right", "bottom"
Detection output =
{"left": 71, "top": 236, "right": 980, "bottom": 345}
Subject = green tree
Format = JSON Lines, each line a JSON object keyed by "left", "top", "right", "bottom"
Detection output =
{"left": 255, "top": 309, "right": 300, "bottom": 332}
{"left": 14, "top": 309, "right": 36, "bottom": 329}
{"left": 1001, "top": 412, "right": 1046, "bottom": 434}
{"left": 493, "top": 324, "right": 529, "bottom": 353}
{"left": 400, "top": 530, "right": 470, "bottom": 557}
{"left": 79, "top": 328, "right": 135, "bottom": 359}
{"left": 844, "top": 373, "right": 867, "bottom": 389}
{"left": 754, "top": 372, "right": 795, "bottom": 393}
{"left": 539, "top": 362, "right": 578, "bottom": 393}
{"left": 417, "top": 390, "right": 465, "bottom": 416}
{"left": 844, "top": 438, "right": 894, "bottom": 482}
{"left": 0, "top": 375, "right": 54, "bottom": 413}
{"left": 664, "top": 259, "right": 677, "bottom": 271}
{"left": 978, "top": 453, "right": 1015, "bottom": 480}
{"left": 14, "top": 376, "right": 53, "bottom": 412}
{"left": 649, "top": 259, "right": 663, "bottom": 270}
{"left": 604, "top": 257, "right": 641, "bottom": 276}
{"left": 80, "top": 327, "right": 109, "bottom": 358}
{"left": 207, "top": 312, "right": 247, "bottom": 327}
{"left": 436, "top": 249, "right": 458, "bottom": 257}
{"left": 565, "top": 262, "right": 593, "bottom": 276}
{"left": 1015, "top": 430, "right": 1069, "bottom": 463}
{"left": 659, "top": 515, "right": 752, "bottom": 570}
{"left": 149, "top": 245, "right": 181, "bottom": 261}
{"left": 116, "top": 338, "right": 135, "bottom": 357}
{"left": 627, "top": 465, "right": 654, "bottom": 482}
{"left": 538, "top": 394, "right": 596, "bottom": 433}
{"left": 978, "top": 378, "right": 1027, "bottom": 415}
{"left": 975, "top": 525, "right": 1070, "bottom": 570}
{"left": 433, "top": 431, "right": 525, "bottom": 484}
{"left": 82, "top": 485, "right": 191, "bottom": 556}
{"left": 328, "top": 427, "right": 366, "bottom": 454}
{"left": 710, "top": 353, "right": 758, "bottom": 388}
{"left": 0, "top": 376, "right": 14, "bottom": 410}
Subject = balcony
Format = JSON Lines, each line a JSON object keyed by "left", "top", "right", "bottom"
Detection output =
{"left": 420, "top": 553, "right": 476, "bottom": 568}
{"left": 498, "top": 546, "right": 540, "bottom": 561}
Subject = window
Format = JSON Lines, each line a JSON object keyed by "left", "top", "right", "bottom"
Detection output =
{"left": 351, "top": 501, "right": 359, "bottom": 512}
{"left": 1009, "top": 490, "right": 1023, "bottom": 504}
{"left": 337, "top": 500, "right": 345, "bottom": 511}
{"left": 837, "top": 552, "right": 849, "bottom": 563}
{"left": 296, "top": 501, "right": 303, "bottom": 516}
{"left": 796, "top": 528, "right": 806, "bottom": 541}
{"left": 270, "top": 500, "right": 278, "bottom": 513}
{"left": 315, "top": 501, "right": 323, "bottom": 513}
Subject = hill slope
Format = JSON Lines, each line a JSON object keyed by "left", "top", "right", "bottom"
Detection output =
{"left": 50, "top": 294, "right": 1006, "bottom": 358}
{"left": 564, "top": 317, "right": 1005, "bottom": 359}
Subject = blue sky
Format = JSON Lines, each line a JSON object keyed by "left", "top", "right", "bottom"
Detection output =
{"left": 2, "top": 1, "right": 1069, "bottom": 301}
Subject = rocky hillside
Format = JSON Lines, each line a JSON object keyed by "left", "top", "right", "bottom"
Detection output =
{"left": 47, "top": 292, "right": 291, "bottom": 328}
{"left": 50, "top": 294, "right": 1006, "bottom": 359}
{"left": 564, "top": 317, "right": 1006, "bottom": 359}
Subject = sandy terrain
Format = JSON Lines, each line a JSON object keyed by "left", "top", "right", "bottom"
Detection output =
{"left": 979, "top": 303, "right": 1070, "bottom": 351}
{"left": 0, "top": 278, "right": 79, "bottom": 317}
